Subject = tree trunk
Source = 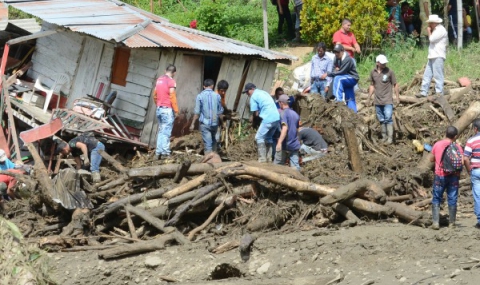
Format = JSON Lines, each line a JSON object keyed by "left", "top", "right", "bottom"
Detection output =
{"left": 342, "top": 122, "right": 363, "bottom": 173}
{"left": 98, "top": 234, "right": 176, "bottom": 259}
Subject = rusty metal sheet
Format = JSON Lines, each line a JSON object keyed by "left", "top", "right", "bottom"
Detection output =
{"left": 5, "top": 0, "right": 296, "bottom": 62}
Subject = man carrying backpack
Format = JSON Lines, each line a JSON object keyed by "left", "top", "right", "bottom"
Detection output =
{"left": 430, "top": 126, "right": 463, "bottom": 229}
{"left": 463, "top": 119, "right": 480, "bottom": 229}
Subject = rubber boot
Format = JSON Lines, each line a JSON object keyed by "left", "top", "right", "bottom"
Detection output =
{"left": 431, "top": 204, "right": 440, "bottom": 230}
{"left": 92, "top": 172, "right": 101, "bottom": 183}
{"left": 266, "top": 143, "right": 273, "bottom": 163}
{"left": 293, "top": 29, "right": 301, "bottom": 42}
{"left": 257, "top": 142, "right": 267, "bottom": 163}
{"left": 386, "top": 124, "right": 394, "bottom": 145}
{"left": 448, "top": 205, "right": 457, "bottom": 228}
{"left": 380, "top": 124, "right": 387, "bottom": 142}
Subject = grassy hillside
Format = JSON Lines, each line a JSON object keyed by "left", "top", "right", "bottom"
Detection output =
{"left": 123, "top": 0, "right": 291, "bottom": 47}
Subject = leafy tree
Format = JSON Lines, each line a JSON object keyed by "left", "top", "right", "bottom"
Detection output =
{"left": 301, "top": 0, "right": 388, "bottom": 47}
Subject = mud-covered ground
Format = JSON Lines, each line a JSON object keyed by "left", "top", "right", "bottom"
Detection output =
{"left": 50, "top": 212, "right": 480, "bottom": 285}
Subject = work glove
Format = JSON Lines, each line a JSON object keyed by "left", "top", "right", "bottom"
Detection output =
{"left": 84, "top": 157, "right": 90, "bottom": 167}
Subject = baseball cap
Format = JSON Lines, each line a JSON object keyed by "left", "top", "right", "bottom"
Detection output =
{"left": 333, "top": 44, "right": 344, "bottom": 52}
{"left": 376, "top": 54, "right": 388, "bottom": 64}
{"left": 242, "top": 83, "right": 256, "bottom": 93}
{"left": 0, "top": 149, "right": 6, "bottom": 162}
{"left": 278, "top": 94, "right": 290, "bottom": 102}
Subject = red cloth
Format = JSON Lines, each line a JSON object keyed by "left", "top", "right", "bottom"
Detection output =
{"left": 189, "top": 19, "right": 197, "bottom": 29}
{"left": 155, "top": 75, "right": 176, "bottom": 108}
{"left": 432, "top": 139, "right": 464, "bottom": 176}
{"left": 332, "top": 30, "right": 358, "bottom": 57}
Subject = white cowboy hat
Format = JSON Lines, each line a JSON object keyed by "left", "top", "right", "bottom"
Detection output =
{"left": 426, "top": 15, "right": 443, "bottom": 23}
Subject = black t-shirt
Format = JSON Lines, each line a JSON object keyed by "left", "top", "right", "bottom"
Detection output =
{"left": 299, "top": 128, "right": 327, "bottom": 151}
{"left": 68, "top": 134, "right": 99, "bottom": 157}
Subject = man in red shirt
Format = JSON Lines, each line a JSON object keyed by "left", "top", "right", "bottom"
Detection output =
{"left": 153, "top": 64, "right": 178, "bottom": 160}
{"left": 430, "top": 126, "right": 463, "bottom": 229}
{"left": 332, "top": 19, "right": 361, "bottom": 59}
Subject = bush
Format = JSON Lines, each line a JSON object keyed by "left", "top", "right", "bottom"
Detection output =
{"left": 301, "top": 0, "right": 388, "bottom": 47}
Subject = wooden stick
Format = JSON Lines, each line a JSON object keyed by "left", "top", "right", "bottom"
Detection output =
{"left": 342, "top": 122, "right": 363, "bottom": 173}
{"left": 125, "top": 204, "right": 189, "bottom": 245}
{"left": 429, "top": 105, "right": 448, "bottom": 121}
{"left": 387, "top": 194, "right": 412, "bottom": 202}
{"left": 98, "top": 234, "right": 176, "bottom": 259}
{"left": 211, "top": 240, "right": 240, "bottom": 254}
{"left": 125, "top": 205, "right": 138, "bottom": 240}
{"left": 98, "top": 177, "right": 126, "bottom": 191}
{"left": 3, "top": 76, "right": 21, "bottom": 160}
{"left": 105, "top": 232, "right": 141, "bottom": 242}
{"left": 188, "top": 201, "right": 225, "bottom": 241}
{"left": 173, "top": 160, "right": 191, "bottom": 183}
{"left": 98, "top": 149, "right": 129, "bottom": 174}
{"left": 320, "top": 179, "right": 386, "bottom": 205}
{"left": 331, "top": 203, "right": 361, "bottom": 222}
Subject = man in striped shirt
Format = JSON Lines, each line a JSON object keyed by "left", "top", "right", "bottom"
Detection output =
{"left": 190, "top": 79, "right": 224, "bottom": 154}
{"left": 463, "top": 119, "right": 480, "bottom": 228}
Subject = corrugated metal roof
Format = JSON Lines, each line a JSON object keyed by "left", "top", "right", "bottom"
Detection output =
{"left": 3, "top": 0, "right": 296, "bottom": 63}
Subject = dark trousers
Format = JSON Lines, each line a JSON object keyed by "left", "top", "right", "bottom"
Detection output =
{"left": 277, "top": 4, "right": 294, "bottom": 38}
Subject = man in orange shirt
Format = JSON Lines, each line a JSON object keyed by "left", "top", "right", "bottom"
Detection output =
{"left": 153, "top": 64, "right": 178, "bottom": 160}
{"left": 332, "top": 19, "right": 361, "bottom": 59}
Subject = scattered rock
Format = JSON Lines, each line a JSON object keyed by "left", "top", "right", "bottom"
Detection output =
{"left": 256, "top": 262, "right": 271, "bottom": 274}
{"left": 144, "top": 256, "right": 164, "bottom": 268}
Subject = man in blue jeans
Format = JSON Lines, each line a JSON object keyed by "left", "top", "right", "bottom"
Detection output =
{"left": 244, "top": 83, "right": 280, "bottom": 163}
{"left": 153, "top": 64, "right": 178, "bottom": 160}
{"left": 56, "top": 134, "right": 105, "bottom": 183}
{"left": 310, "top": 42, "right": 333, "bottom": 98}
{"left": 463, "top": 119, "right": 480, "bottom": 229}
{"left": 430, "top": 126, "right": 463, "bottom": 229}
{"left": 367, "top": 54, "right": 399, "bottom": 144}
{"left": 275, "top": 95, "right": 301, "bottom": 170}
{"left": 327, "top": 44, "right": 359, "bottom": 113}
{"left": 190, "top": 79, "right": 224, "bottom": 154}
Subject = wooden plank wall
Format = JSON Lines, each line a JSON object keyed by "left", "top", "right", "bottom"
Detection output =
{"left": 216, "top": 57, "right": 246, "bottom": 111}
{"left": 236, "top": 60, "right": 278, "bottom": 119}
{"left": 140, "top": 50, "right": 177, "bottom": 146}
{"left": 111, "top": 48, "right": 161, "bottom": 127}
{"left": 27, "top": 22, "right": 83, "bottom": 95}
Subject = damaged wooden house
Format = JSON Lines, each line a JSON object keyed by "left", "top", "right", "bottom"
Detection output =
{"left": 0, "top": 0, "right": 295, "bottom": 152}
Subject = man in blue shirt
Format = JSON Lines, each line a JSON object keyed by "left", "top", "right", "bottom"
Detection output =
{"left": 244, "top": 83, "right": 280, "bottom": 163}
{"left": 191, "top": 79, "right": 224, "bottom": 153}
{"left": 275, "top": 95, "right": 301, "bottom": 170}
{"left": 310, "top": 42, "right": 333, "bottom": 98}
{"left": 0, "top": 149, "right": 15, "bottom": 171}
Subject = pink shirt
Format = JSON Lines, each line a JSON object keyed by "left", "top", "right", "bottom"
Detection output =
{"left": 333, "top": 30, "right": 358, "bottom": 57}
{"left": 431, "top": 139, "right": 463, "bottom": 176}
{"left": 155, "top": 75, "right": 176, "bottom": 108}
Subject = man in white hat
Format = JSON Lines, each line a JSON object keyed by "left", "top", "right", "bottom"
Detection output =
{"left": 416, "top": 14, "right": 448, "bottom": 98}
{"left": 367, "top": 55, "right": 399, "bottom": 145}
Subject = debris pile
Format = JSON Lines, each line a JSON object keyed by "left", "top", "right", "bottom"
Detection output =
{"left": 0, "top": 77, "right": 479, "bottom": 262}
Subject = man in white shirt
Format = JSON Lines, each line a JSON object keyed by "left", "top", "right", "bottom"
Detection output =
{"left": 416, "top": 15, "right": 448, "bottom": 98}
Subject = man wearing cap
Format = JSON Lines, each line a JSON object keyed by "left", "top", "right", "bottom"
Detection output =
{"left": 275, "top": 94, "right": 301, "bottom": 170}
{"left": 190, "top": 79, "right": 224, "bottom": 154}
{"left": 244, "top": 83, "right": 280, "bottom": 163}
{"left": 310, "top": 42, "right": 333, "bottom": 98}
{"left": 327, "top": 44, "right": 360, "bottom": 113}
{"left": 153, "top": 64, "right": 178, "bottom": 160}
{"left": 416, "top": 15, "right": 448, "bottom": 98}
{"left": 367, "top": 55, "right": 400, "bottom": 145}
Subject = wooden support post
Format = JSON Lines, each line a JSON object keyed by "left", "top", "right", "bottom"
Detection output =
{"left": 25, "top": 142, "right": 59, "bottom": 211}
{"left": 3, "top": 76, "right": 21, "bottom": 161}
{"left": 173, "top": 160, "right": 191, "bottom": 183}
{"left": 342, "top": 122, "right": 363, "bottom": 173}
{"left": 124, "top": 205, "right": 138, "bottom": 240}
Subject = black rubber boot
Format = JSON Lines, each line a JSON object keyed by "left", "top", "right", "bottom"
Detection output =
{"left": 448, "top": 205, "right": 457, "bottom": 228}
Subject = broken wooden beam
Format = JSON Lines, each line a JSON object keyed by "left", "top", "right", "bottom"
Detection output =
{"left": 173, "top": 160, "right": 191, "bottom": 183}
{"left": 98, "top": 149, "right": 129, "bottom": 175}
{"left": 342, "top": 122, "right": 363, "bottom": 173}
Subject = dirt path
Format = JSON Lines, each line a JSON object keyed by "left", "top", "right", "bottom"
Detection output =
{"left": 50, "top": 214, "right": 480, "bottom": 285}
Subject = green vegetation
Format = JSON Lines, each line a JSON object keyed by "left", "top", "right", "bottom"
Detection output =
{"left": 356, "top": 38, "right": 480, "bottom": 88}
{"left": 301, "top": 0, "right": 387, "bottom": 47}
{"left": 122, "top": 0, "right": 290, "bottom": 47}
